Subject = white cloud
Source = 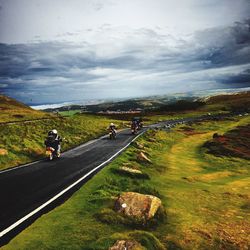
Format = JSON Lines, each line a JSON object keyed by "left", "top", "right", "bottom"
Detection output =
{"left": 0, "top": 0, "right": 249, "bottom": 43}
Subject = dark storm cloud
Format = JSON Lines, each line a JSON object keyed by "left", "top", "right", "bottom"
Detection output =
{"left": 219, "top": 69, "right": 250, "bottom": 87}
{"left": 196, "top": 19, "right": 250, "bottom": 67}
{"left": 0, "top": 20, "right": 250, "bottom": 102}
{"left": 0, "top": 42, "right": 93, "bottom": 76}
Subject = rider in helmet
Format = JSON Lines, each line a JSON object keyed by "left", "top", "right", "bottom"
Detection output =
{"left": 108, "top": 122, "right": 117, "bottom": 135}
{"left": 44, "top": 129, "right": 62, "bottom": 156}
{"left": 109, "top": 123, "right": 116, "bottom": 130}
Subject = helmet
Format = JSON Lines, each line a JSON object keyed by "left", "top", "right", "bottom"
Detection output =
{"left": 110, "top": 123, "right": 114, "bottom": 126}
{"left": 52, "top": 129, "right": 58, "bottom": 134}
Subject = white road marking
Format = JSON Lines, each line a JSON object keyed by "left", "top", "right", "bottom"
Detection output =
{"left": 0, "top": 131, "right": 144, "bottom": 238}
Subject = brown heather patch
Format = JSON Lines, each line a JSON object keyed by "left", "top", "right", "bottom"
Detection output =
{"left": 178, "top": 126, "right": 207, "bottom": 136}
{"left": 215, "top": 221, "right": 250, "bottom": 250}
{"left": 203, "top": 124, "right": 250, "bottom": 159}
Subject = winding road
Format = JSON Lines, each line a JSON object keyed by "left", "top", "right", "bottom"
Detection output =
{"left": 0, "top": 128, "right": 147, "bottom": 246}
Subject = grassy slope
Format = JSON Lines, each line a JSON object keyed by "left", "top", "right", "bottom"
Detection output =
{"left": 0, "top": 114, "right": 124, "bottom": 170}
{"left": 0, "top": 94, "right": 126, "bottom": 171}
{"left": 1, "top": 92, "right": 248, "bottom": 170}
{"left": 143, "top": 91, "right": 250, "bottom": 124}
{"left": 0, "top": 95, "right": 50, "bottom": 123}
{"left": 205, "top": 92, "right": 250, "bottom": 111}
{"left": 4, "top": 115, "right": 249, "bottom": 250}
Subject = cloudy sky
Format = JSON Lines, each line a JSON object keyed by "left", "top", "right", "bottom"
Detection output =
{"left": 0, "top": 0, "right": 250, "bottom": 104}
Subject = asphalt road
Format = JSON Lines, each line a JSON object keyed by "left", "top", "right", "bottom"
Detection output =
{"left": 0, "top": 112, "right": 241, "bottom": 245}
{"left": 0, "top": 128, "right": 150, "bottom": 245}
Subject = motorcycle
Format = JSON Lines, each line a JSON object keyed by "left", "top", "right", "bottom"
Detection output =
{"left": 46, "top": 146, "right": 60, "bottom": 161}
{"left": 109, "top": 129, "right": 116, "bottom": 140}
{"left": 131, "top": 124, "right": 138, "bottom": 135}
{"left": 131, "top": 120, "right": 139, "bottom": 135}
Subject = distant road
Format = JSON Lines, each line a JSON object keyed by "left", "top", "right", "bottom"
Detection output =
{"left": 0, "top": 112, "right": 244, "bottom": 246}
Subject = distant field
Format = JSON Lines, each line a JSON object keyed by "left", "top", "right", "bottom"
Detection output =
{"left": 4, "top": 115, "right": 249, "bottom": 249}
{"left": 46, "top": 91, "right": 250, "bottom": 115}
{"left": 58, "top": 110, "right": 81, "bottom": 116}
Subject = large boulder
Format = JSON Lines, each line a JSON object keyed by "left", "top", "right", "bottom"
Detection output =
{"left": 115, "top": 192, "right": 161, "bottom": 221}
{"left": 109, "top": 240, "right": 144, "bottom": 250}
{"left": 137, "top": 152, "right": 152, "bottom": 163}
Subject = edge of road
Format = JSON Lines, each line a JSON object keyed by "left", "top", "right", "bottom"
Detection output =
{"left": 0, "top": 130, "right": 145, "bottom": 240}
{"left": 0, "top": 133, "right": 114, "bottom": 174}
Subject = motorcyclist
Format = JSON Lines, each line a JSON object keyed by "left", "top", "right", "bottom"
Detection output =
{"left": 44, "top": 129, "right": 62, "bottom": 156}
{"left": 109, "top": 123, "right": 116, "bottom": 131}
{"left": 131, "top": 120, "right": 138, "bottom": 132}
{"left": 108, "top": 123, "right": 117, "bottom": 137}
{"left": 137, "top": 119, "right": 143, "bottom": 129}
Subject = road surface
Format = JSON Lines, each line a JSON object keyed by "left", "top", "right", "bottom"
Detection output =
{"left": 0, "top": 128, "right": 148, "bottom": 245}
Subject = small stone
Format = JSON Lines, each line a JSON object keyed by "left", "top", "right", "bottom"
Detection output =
{"left": 109, "top": 240, "right": 144, "bottom": 250}
{"left": 213, "top": 133, "right": 220, "bottom": 138}
{"left": 133, "top": 142, "right": 144, "bottom": 149}
{"left": 148, "top": 138, "right": 157, "bottom": 142}
{"left": 122, "top": 162, "right": 131, "bottom": 166}
{"left": 137, "top": 152, "right": 152, "bottom": 163}
{"left": 120, "top": 166, "right": 143, "bottom": 175}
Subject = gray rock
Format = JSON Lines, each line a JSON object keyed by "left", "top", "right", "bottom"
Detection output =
{"left": 115, "top": 192, "right": 162, "bottom": 220}
{"left": 137, "top": 152, "right": 152, "bottom": 163}
{"left": 109, "top": 240, "right": 144, "bottom": 250}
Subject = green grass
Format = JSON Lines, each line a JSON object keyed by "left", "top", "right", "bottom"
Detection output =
{"left": 3, "top": 115, "right": 250, "bottom": 249}
{"left": 0, "top": 95, "right": 50, "bottom": 123}
{"left": 143, "top": 109, "right": 228, "bottom": 125}
{"left": 58, "top": 110, "right": 82, "bottom": 116}
{"left": 0, "top": 114, "right": 124, "bottom": 170}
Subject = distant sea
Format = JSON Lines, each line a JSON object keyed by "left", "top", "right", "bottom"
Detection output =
{"left": 30, "top": 99, "right": 107, "bottom": 110}
{"left": 31, "top": 102, "right": 75, "bottom": 110}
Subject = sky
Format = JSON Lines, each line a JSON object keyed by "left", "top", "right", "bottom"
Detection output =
{"left": 0, "top": 0, "right": 250, "bottom": 104}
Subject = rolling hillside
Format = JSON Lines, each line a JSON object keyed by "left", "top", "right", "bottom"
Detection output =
{"left": 0, "top": 94, "right": 125, "bottom": 170}
{"left": 0, "top": 95, "right": 50, "bottom": 123}
{"left": 43, "top": 91, "right": 250, "bottom": 115}
{"left": 204, "top": 91, "right": 250, "bottom": 112}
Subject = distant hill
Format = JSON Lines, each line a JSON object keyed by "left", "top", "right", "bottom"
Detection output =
{"left": 39, "top": 91, "right": 250, "bottom": 115}
{"left": 44, "top": 96, "right": 196, "bottom": 113}
{"left": 204, "top": 92, "right": 250, "bottom": 111}
{"left": 0, "top": 95, "right": 50, "bottom": 123}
